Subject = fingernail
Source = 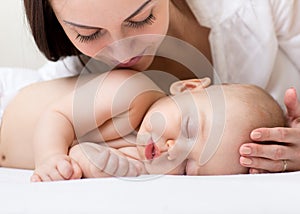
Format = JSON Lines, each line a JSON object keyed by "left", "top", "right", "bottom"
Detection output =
{"left": 251, "top": 131, "right": 262, "bottom": 139}
{"left": 241, "top": 157, "right": 252, "bottom": 165}
{"left": 241, "top": 146, "right": 252, "bottom": 155}
{"left": 135, "top": 164, "right": 142, "bottom": 173}
{"left": 249, "top": 169, "right": 259, "bottom": 174}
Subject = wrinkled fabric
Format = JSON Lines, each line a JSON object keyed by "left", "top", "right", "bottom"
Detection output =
{"left": 0, "top": 64, "right": 78, "bottom": 123}
{"left": 187, "top": 0, "right": 300, "bottom": 107}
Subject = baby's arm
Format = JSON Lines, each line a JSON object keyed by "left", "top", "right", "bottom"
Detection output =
{"left": 69, "top": 135, "right": 146, "bottom": 178}
{"left": 32, "top": 70, "right": 163, "bottom": 181}
{"left": 31, "top": 76, "right": 84, "bottom": 182}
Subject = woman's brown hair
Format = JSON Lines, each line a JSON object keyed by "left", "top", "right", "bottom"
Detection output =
{"left": 24, "top": 0, "right": 81, "bottom": 61}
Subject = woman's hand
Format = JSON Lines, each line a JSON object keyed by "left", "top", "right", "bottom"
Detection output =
{"left": 239, "top": 88, "right": 300, "bottom": 173}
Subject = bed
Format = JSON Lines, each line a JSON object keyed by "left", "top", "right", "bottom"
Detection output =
{"left": 1, "top": 167, "right": 300, "bottom": 214}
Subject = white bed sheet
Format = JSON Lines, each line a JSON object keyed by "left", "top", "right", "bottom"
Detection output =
{"left": 1, "top": 167, "right": 300, "bottom": 214}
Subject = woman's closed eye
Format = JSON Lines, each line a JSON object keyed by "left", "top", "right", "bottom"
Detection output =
{"left": 75, "top": 13, "right": 156, "bottom": 43}
{"left": 124, "top": 13, "right": 156, "bottom": 29}
{"left": 76, "top": 31, "right": 102, "bottom": 43}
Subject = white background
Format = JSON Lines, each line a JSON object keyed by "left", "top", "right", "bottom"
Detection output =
{"left": 0, "top": 0, "right": 47, "bottom": 69}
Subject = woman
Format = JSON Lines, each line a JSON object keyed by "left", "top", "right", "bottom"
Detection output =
{"left": 22, "top": 0, "right": 300, "bottom": 173}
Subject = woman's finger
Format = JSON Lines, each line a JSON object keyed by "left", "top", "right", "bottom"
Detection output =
{"left": 240, "top": 143, "right": 292, "bottom": 160}
{"left": 250, "top": 127, "right": 300, "bottom": 144}
{"left": 249, "top": 168, "right": 269, "bottom": 174}
{"left": 240, "top": 156, "right": 289, "bottom": 173}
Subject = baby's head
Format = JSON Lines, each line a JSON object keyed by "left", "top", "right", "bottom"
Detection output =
{"left": 212, "top": 83, "right": 285, "bottom": 144}
{"left": 136, "top": 78, "right": 285, "bottom": 175}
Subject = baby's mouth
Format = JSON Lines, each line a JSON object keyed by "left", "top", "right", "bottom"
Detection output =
{"left": 145, "top": 139, "right": 160, "bottom": 160}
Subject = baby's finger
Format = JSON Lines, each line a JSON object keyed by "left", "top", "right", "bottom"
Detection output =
{"left": 49, "top": 170, "right": 66, "bottom": 181}
{"left": 89, "top": 165, "right": 111, "bottom": 178}
{"left": 250, "top": 127, "right": 300, "bottom": 144}
{"left": 113, "top": 155, "right": 129, "bottom": 177}
{"left": 69, "top": 159, "right": 83, "bottom": 180}
{"left": 84, "top": 143, "right": 110, "bottom": 171}
{"left": 37, "top": 173, "right": 52, "bottom": 182}
{"left": 30, "top": 173, "right": 42, "bottom": 182}
{"left": 107, "top": 148, "right": 145, "bottom": 177}
{"left": 103, "top": 152, "right": 118, "bottom": 175}
{"left": 57, "top": 159, "right": 74, "bottom": 179}
{"left": 125, "top": 159, "right": 145, "bottom": 177}
{"left": 125, "top": 161, "right": 140, "bottom": 177}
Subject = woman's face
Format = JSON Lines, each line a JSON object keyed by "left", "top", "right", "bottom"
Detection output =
{"left": 50, "top": 0, "right": 169, "bottom": 70}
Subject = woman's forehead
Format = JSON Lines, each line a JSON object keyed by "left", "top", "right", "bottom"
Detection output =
{"left": 50, "top": 0, "right": 153, "bottom": 28}
{"left": 50, "top": 0, "right": 149, "bottom": 14}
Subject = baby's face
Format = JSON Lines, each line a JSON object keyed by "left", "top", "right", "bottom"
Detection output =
{"left": 136, "top": 88, "right": 214, "bottom": 175}
{"left": 136, "top": 84, "right": 256, "bottom": 175}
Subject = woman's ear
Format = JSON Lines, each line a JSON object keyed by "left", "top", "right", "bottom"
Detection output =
{"left": 170, "top": 77, "right": 211, "bottom": 95}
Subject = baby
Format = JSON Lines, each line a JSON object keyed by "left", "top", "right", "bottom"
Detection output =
{"left": 0, "top": 69, "right": 285, "bottom": 180}
{"left": 0, "top": 69, "right": 164, "bottom": 181}
{"left": 69, "top": 78, "right": 286, "bottom": 177}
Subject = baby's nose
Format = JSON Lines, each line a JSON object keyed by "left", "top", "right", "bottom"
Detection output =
{"left": 166, "top": 139, "right": 175, "bottom": 148}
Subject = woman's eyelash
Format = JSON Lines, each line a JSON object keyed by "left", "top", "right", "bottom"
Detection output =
{"left": 125, "top": 13, "right": 156, "bottom": 28}
{"left": 76, "top": 31, "right": 101, "bottom": 43}
{"left": 76, "top": 13, "right": 156, "bottom": 43}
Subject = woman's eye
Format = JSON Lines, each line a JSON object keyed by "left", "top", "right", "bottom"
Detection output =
{"left": 75, "top": 13, "right": 156, "bottom": 43}
{"left": 76, "top": 31, "right": 101, "bottom": 43}
{"left": 124, "top": 13, "right": 156, "bottom": 29}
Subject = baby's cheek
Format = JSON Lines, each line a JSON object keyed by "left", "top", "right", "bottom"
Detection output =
{"left": 185, "top": 159, "right": 201, "bottom": 175}
{"left": 166, "top": 160, "right": 188, "bottom": 175}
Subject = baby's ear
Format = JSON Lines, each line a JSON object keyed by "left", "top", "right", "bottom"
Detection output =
{"left": 170, "top": 77, "right": 211, "bottom": 95}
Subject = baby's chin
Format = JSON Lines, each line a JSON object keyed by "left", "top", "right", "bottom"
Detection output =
{"left": 144, "top": 154, "right": 187, "bottom": 175}
{"left": 184, "top": 159, "right": 201, "bottom": 175}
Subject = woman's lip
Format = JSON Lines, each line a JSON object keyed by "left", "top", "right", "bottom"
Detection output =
{"left": 117, "top": 55, "right": 143, "bottom": 68}
{"left": 145, "top": 140, "right": 160, "bottom": 160}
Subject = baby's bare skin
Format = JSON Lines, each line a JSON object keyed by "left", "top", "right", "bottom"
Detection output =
{"left": 0, "top": 71, "right": 163, "bottom": 181}
{"left": 0, "top": 75, "right": 285, "bottom": 180}
{"left": 0, "top": 77, "right": 78, "bottom": 169}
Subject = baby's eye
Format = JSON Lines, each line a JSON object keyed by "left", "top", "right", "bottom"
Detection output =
{"left": 182, "top": 117, "right": 191, "bottom": 139}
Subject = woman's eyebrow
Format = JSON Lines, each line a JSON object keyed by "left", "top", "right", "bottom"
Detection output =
{"left": 63, "top": 0, "right": 152, "bottom": 30}
{"left": 125, "top": 0, "right": 152, "bottom": 21}
{"left": 63, "top": 20, "right": 100, "bottom": 30}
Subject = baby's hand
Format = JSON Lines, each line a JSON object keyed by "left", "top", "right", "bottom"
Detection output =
{"left": 69, "top": 142, "right": 145, "bottom": 178}
{"left": 30, "top": 154, "right": 82, "bottom": 182}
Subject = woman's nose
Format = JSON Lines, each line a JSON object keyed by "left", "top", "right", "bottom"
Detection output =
{"left": 105, "top": 31, "right": 136, "bottom": 62}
